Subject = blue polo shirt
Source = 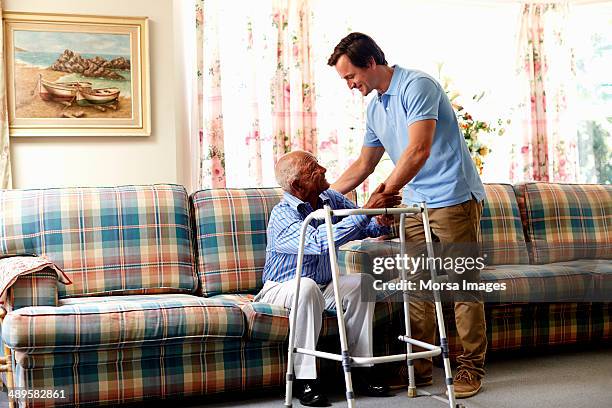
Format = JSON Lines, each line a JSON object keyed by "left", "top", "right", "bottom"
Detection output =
{"left": 364, "top": 66, "right": 485, "bottom": 208}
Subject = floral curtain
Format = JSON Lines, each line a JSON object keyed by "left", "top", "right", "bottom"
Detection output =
{"left": 0, "top": 0, "right": 12, "bottom": 189}
{"left": 511, "top": 2, "right": 578, "bottom": 182}
{"left": 196, "top": 0, "right": 226, "bottom": 188}
{"left": 309, "top": 3, "right": 376, "bottom": 201}
{"left": 194, "top": 0, "right": 318, "bottom": 189}
{"left": 271, "top": 0, "right": 317, "bottom": 160}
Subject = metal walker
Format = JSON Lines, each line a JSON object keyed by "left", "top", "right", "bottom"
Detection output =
{"left": 283, "top": 203, "right": 465, "bottom": 408}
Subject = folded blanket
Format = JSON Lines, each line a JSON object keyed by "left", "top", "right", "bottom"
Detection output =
{"left": 0, "top": 256, "right": 72, "bottom": 304}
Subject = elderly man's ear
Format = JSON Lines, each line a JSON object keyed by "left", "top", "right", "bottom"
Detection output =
{"left": 290, "top": 179, "right": 304, "bottom": 194}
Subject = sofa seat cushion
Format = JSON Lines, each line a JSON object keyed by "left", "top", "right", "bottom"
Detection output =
{"left": 2, "top": 294, "right": 245, "bottom": 352}
{"left": 212, "top": 291, "right": 402, "bottom": 343}
{"left": 443, "top": 302, "right": 612, "bottom": 358}
{"left": 481, "top": 259, "right": 612, "bottom": 302}
{"left": 514, "top": 183, "right": 612, "bottom": 264}
{"left": 211, "top": 294, "right": 336, "bottom": 342}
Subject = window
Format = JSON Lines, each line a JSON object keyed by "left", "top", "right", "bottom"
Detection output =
{"left": 571, "top": 2, "right": 612, "bottom": 184}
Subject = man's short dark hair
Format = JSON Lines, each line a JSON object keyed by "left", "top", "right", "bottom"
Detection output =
{"left": 327, "top": 32, "right": 388, "bottom": 68}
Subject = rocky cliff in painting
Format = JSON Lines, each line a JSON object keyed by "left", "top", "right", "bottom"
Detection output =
{"left": 49, "top": 49, "right": 130, "bottom": 80}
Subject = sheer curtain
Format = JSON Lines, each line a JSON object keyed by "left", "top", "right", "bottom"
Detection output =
{"left": 271, "top": 0, "right": 318, "bottom": 159}
{"left": 511, "top": 2, "right": 579, "bottom": 182}
{"left": 194, "top": 0, "right": 317, "bottom": 189}
{"left": 189, "top": 0, "right": 608, "bottom": 191}
{"left": 0, "top": 0, "right": 12, "bottom": 189}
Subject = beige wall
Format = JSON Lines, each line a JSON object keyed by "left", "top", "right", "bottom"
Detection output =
{"left": 5, "top": 0, "right": 190, "bottom": 189}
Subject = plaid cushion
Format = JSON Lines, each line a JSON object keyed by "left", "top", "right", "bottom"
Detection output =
{"left": 338, "top": 240, "right": 425, "bottom": 284}
{"left": 211, "top": 290, "right": 402, "bottom": 344}
{"left": 338, "top": 185, "right": 529, "bottom": 275}
{"left": 445, "top": 302, "right": 612, "bottom": 359}
{"left": 480, "top": 184, "right": 530, "bottom": 265}
{"left": 480, "top": 259, "right": 612, "bottom": 302}
{"left": 212, "top": 294, "right": 290, "bottom": 343}
{"left": 0, "top": 184, "right": 197, "bottom": 298}
{"left": 239, "top": 300, "right": 292, "bottom": 343}
{"left": 10, "top": 340, "right": 286, "bottom": 407}
{"left": 339, "top": 242, "right": 610, "bottom": 301}
{"left": 2, "top": 294, "right": 244, "bottom": 352}
{"left": 191, "top": 188, "right": 359, "bottom": 297}
{"left": 7, "top": 269, "right": 59, "bottom": 310}
{"left": 513, "top": 183, "right": 612, "bottom": 264}
{"left": 212, "top": 293, "right": 339, "bottom": 342}
{"left": 337, "top": 240, "right": 382, "bottom": 276}
{"left": 192, "top": 188, "right": 284, "bottom": 297}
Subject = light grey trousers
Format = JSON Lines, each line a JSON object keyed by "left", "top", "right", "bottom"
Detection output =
{"left": 257, "top": 274, "right": 376, "bottom": 379}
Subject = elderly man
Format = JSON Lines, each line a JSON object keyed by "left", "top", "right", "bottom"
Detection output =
{"left": 327, "top": 32, "right": 487, "bottom": 398}
{"left": 256, "top": 150, "right": 400, "bottom": 407}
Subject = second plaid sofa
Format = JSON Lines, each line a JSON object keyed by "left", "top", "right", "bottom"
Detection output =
{"left": 338, "top": 182, "right": 612, "bottom": 358}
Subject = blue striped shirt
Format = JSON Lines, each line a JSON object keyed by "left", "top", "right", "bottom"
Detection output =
{"left": 262, "top": 189, "right": 389, "bottom": 285}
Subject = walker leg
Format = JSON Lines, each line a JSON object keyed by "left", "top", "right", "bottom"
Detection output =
{"left": 284, "top": 293, "right": 301, "bottom": 407}
{"left": 323, "top": 206, "right": 356, "bottom": 408}
{"left": 284, "top": 228, "right": 309, "bottom": 407}
{"left": 284, "top": 370, "right": 294, "bottom": 407}
{"left": 432, "top": 291, "right": 458, "bottom": 406}
{"left": 407, "top": 360, "right": 417, "bottom": 398}
{"left": 399, "top": 214, "right": 417, "bottom": 398}
{"left": 440, "top": 334, "right": 457, "bottom": 407}
{"left": 284, "top": 325, "right": 297, "bottom": 407}
{"left": 342, "top": 351, "right": 357, "bottom": 408}
{"left": 421, "top": 203, "right": 458, "bottom": 408}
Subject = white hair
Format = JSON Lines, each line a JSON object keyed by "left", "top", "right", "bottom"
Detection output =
{"left": 275, "top": 151, "right": 315, "bottom": 191}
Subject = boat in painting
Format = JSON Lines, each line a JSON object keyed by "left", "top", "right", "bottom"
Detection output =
{"left": 76, "top": 87, "right": 120, "bottom": 106}
{"left": 38, "top": 75, "right": 92, "bottom": 101}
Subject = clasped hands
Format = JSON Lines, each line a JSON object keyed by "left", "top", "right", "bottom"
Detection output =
{"left": 362, "top": 183, "right": 401, "bottom": 228}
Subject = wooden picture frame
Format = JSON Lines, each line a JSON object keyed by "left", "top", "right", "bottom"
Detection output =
{"left": 3, "top": 12, "right": 150, "bottom": 136}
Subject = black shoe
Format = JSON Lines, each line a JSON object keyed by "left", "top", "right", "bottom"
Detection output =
{"left": 352, "top": 368, "right": 391, "bottom": 397}
{"left": 294, "top": 379, "right": 331, "bottom": 407}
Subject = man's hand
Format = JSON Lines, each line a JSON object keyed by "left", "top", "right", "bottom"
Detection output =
{"left": 375, "top": 214, "right": 394, "bottom": 227}
{"left": 363, "top": 183, "right": 402, "bottom": 209}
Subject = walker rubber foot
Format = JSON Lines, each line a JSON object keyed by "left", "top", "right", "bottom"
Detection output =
{"left": 407, "top": 386, "right": 417, "bottom": 398}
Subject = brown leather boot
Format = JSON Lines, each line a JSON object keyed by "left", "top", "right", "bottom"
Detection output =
{"left": 452, "top": 369, "right": 482, "bottom": 398}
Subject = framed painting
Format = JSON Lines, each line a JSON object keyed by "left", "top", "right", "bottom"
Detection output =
{"left": 3, "top": 12, "right": 150, "bottom": 136}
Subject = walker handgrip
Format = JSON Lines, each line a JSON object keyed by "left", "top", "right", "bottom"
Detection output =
{"left": 330, "top": 207, "right": 422, "bottom": 217}
{"left": 308, "top": 209, "right": 328, "bottom": 220}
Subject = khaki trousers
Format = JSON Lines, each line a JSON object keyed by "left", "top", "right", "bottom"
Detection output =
{"left": 403, "top": 198, "right": 487, "bottom": 379}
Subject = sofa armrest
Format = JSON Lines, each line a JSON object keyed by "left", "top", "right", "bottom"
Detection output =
{"left": 7, "top": 270, "right": 61, "bottom": 310}
{"left": 0, "top": 256, "right": 71, "bottom": 310}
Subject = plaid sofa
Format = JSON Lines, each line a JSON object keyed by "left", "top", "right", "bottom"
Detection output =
{"left": 339, "top": 182, "right": 612, "bottom": 358}
{"left": 1, "top": 183, "right": 609, "bottom": 407}
{"left": 0, "top": 185, "right": 401, "bottom": 407}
